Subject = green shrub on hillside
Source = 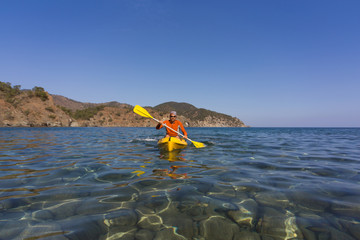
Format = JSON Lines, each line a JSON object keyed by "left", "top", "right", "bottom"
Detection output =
{"left": 0, "top": 81, "right": 21, "bottom": 103}
{"left": 58, "top": 106, "right": 72, "bottom": 115}
{"left": 0, "top": 82, "right": 50, "bottom": 102}
{"left": 59, "top": 105, "right": 105, "bottom": 120}
{"left": 73, "top": 106, "right": 105, "bottom": 120}
{"left": 32, "top": 86, "right": 48, "bottom": 101}
{"left": 24, "top": 110, "right": 30, "bottom": 116}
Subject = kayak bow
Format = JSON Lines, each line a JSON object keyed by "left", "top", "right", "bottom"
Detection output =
{"left": 158, "top": 137, "right": 188, "bottom": 152}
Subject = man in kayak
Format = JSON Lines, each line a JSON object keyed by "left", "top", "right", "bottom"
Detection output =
{"left": 156, "top": 111, "right": 188, "bottom": 139}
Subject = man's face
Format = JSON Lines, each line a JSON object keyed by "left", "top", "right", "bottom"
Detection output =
{"left": 170, "top": 114, "right": 176, "bottom": 121}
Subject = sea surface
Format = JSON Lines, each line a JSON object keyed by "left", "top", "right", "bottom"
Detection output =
{"left": 0, "top": 127, "right": 359, "bottom": 240}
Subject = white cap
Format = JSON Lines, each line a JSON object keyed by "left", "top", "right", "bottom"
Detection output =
{"left": 170, "top": 111, "right": 176, "bottom": 115}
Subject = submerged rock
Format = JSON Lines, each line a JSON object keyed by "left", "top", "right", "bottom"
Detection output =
{"left": 49, "top": 200, "right": 82, "bottom": 220}
{"left": 296, "top": 212, "right": 328, "bottom": 240}
{"left": 207, "top": 184, "right": 236, "bottom": 200}
{"left": 329, "top": 227, "right": 357, "bottom": 240}
{"left": 227, "top": 199, "right": 258, "bottom": 229}
{"left": 32, "top": 209, "right": 54, "bottom": 220}
{"left": 135, "top": 229, "right": 155, "bottom": 240}
{"left": 104, "top": 209, "right": 138, "bottom": 227}
{"left": 160, "top": 215, "right": 195, "bottom": 239}
{"left": 199, "top": 215, "right": 240, "bottom": 240}
{"left": 331, "top": 197, "right": 360, "bottom": 218}
{"left": 297, "top": 212, "right": 357, "bottom": 240}
{"left": 254, "top": 191, "right": 291, "bottom": 209}
{"left": 76, "top": 199, "right": 121, "bottom": 216}
{"left": 62, "top": 216, "right": 107, "bottom": 240}
{"left": 256, "top": 207, "right": 302, "bottom": 240}
{"left": 289, "top": 190, "right": 330, "bottom": 212}
{"left": 206, "top": 196, "right": 238, "bottom": 214}
{"left": 233, "top": 231, "right": 261, "bottom": 240}
{"left": 0, "top": 198, "right": 30, "bottom": 211}
{"left": 0, "top": 220, "right": 28, "bottom": 239}
{"left": 19, "top": 222, "right": 67, "bottom": 240}
{"left": 136, "top": 210, "right": 163, "bottom": 232}
{"left": 192, "top": 179, "right": 214, "bottom": 194}
{"left": 233, "top": 185, "right": 250, "bottom": 200}
{"left": 138, "top": 194, "right": 171, "bottom": 214}
{"left": 168, "top": 184, "right": 206, "bottom": 202}
{"left": 104, "top": 227, "right": 137, "bottom": 240}
{"left": 154, "top": 227, "right": 187, "bottom": 240}
{"left": 178, "top": 197, "right": 209, "bottom": 221}
{"left": 339, "top": 219, "right": 360, "bottom": 239}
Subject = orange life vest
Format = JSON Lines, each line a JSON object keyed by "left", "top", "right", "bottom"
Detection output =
{"left": 156, "top": 120, "right": 187, "bottom": 137}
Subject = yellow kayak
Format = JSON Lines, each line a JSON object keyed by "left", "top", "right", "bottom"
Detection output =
{"left": 158, "top": 137, "right": 188, "bottom": 152}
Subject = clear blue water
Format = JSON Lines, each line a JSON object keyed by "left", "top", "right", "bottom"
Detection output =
{"left": 0, "top": 127, "right": 359, "bottom": 240}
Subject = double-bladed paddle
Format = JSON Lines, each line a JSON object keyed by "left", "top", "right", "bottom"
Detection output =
{"left": 133, "top": 105, "right": 205, "bottom": 148}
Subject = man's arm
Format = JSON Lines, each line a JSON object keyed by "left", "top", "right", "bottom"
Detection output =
{"left": 178, "top": 121, "right": 187, "bottom": 137}
{"left": 156, "top": 120, "right": 167, "bottom": 129}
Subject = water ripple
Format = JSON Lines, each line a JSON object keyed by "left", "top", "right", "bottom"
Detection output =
{"left": 0, "top": 127, "right": 359, "bottom": 239}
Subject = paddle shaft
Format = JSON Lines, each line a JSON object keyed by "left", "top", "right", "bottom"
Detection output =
{"left": 152, "top": 117, "right": 195, "bottom": 142}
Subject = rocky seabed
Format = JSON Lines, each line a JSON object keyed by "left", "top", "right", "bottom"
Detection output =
{"left": 1, "top": 178, "right": 359, "bottom": 240}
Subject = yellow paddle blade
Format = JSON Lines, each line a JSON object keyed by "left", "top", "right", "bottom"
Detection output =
{"left": 133, "top": 105, "right": 153, "bottom": 118}
{"left": 191, "top": 140, "right": 205, "bottom": 148}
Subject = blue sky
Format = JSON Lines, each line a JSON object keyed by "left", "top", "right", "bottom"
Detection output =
{"left": 1, "top": 0, "right": 359, "bottom": 127}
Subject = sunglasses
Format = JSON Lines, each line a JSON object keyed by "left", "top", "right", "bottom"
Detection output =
{"left": 170, "top": 115, "right": 176, "bottom": 118}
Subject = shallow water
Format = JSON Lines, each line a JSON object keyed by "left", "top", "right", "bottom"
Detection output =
{"left": 0, "top": 127, "right": 359, "bottom": 240}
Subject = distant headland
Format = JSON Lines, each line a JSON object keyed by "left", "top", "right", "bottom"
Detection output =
{"left": 0, "top": 81, "right": 248, "bottom": 127}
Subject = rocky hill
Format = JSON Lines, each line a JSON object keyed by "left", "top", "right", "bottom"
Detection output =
{"left": 0, "top": 82, "right": 247, "bottom": 127}
{"left": 153, "top": 102, "right": 246, "bottom": 127}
